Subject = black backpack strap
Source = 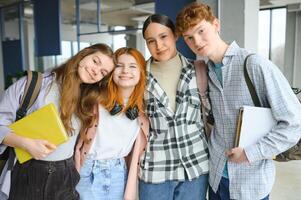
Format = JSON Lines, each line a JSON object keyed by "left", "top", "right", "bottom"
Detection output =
{"left": 8, "top": 71, "right": 42, "bottom": 170}
{"left": 244, "top": 54, "right": 261, "bottom": 107}
{"left": 16, "top": 71, "right": 43, "bottom": 121}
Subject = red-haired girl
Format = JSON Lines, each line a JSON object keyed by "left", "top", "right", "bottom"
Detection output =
{"left": 75, "top": 47, "right": 149, "bottom": 200}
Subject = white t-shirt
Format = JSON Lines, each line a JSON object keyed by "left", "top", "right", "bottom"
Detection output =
{"left": 88, "top": 105, "right": 140, "bottom": 160}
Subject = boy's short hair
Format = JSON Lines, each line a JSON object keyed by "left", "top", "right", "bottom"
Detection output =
{"left": 176, "top": 2, "right": 216, "bottom": 36}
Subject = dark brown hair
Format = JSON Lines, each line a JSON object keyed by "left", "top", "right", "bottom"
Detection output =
{"left": 142, "top": 14, "right": 176, "bottom": 38}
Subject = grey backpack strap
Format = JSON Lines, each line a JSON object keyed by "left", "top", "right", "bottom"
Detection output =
{"left": 194, "top": 60, "right": 213, "bottom": 138}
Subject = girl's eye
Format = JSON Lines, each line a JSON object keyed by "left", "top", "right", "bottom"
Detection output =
{"left": 147, "top": 40, "right": 154, "bottom": 44}
{"left": 93, "top": 57, "right": 101, "bottom": 64}
{"left": 130, "top": 65, "right": 137, "bottom": 68}
{"left": 116, "top": 64, "right": 123, "bottom": 68}
{"left": 198, "top": 29, "right": 204, "bottom": 34}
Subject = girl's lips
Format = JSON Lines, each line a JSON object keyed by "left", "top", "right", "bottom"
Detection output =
{"left": 197, "top": 45, "right": 205, "bottom": 52}
{"left": 118, "top": 76, "right": 132, "bottom": 80}
{"left": 157, "top": 49, "right": 168, "bottom": 55}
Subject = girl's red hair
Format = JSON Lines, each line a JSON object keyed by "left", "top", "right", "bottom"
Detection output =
{"left": 101, "top": 47, "right": 146, "bottom": 114}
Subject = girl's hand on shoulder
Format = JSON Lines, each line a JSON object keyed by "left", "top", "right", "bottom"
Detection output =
{"left": 23, "top": 138, "right": 57, "bottom": 160}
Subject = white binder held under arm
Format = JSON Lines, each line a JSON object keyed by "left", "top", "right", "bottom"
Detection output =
{"left": 234, "top": 106, "right": 277, "bottom": 147}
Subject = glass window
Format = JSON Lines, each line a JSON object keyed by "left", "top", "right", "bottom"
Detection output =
{"left": 271, "top": 8, "right": 286, "bottom": 68}
{"left": 258, "top": 10, "right": 270, "bottom": 59}
{"left": 56, "top": 41, "right": 72, "bottom": 65}
{"left": 258, "top": 8, "right": 287, "bottom": 69}
{"left": 112, "top": 26, "right": 126, "bottom": 51}
{"left": 1, "top": 6, "right": 20, "bottom": 41}
{"left": 72, "top": 41, "right": 91, "bottom": 55}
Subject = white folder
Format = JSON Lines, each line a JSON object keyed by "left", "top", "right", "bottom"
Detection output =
{"left": 234, "top": 106, "right": 277, "bottom": 147}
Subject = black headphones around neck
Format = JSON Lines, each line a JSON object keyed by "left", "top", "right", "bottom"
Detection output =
{"left": 109, "top": 102, "right": 138, "bottom": 120}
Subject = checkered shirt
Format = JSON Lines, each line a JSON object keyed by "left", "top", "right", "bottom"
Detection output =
{"left": 139, "top": 53, "right": 209, "bottom": 183}
{"left": 208, "top": 42, "right": 301, "bottom": 199}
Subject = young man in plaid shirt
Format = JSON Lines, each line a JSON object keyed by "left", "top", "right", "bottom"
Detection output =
{"left": 177, "top": 2, "right": 301, "bottom": 200}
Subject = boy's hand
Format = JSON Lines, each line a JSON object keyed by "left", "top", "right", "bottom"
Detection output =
{"left": 225, "top": 147, "right": 249, "bottom": 163}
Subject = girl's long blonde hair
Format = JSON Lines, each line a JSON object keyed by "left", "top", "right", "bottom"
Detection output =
{"left": 52, "top": 43, "right": 113, "bottom": 136}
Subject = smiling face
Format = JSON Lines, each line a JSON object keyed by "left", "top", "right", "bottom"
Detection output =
{"left": 113, "top": 53, "right": 141, "bottom": 92}
{"left": 144, "top": 22, "right": 177, "bottom": 62}
{"left": 183, "top": 19, "right": 220, "bottom": 60}
{"left": 77, "top": 51, "right": 114, "bottom": 84}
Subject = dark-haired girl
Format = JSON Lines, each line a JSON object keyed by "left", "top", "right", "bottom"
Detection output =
{"left": 138, "top": 14, "right": 209, "bottom": 200}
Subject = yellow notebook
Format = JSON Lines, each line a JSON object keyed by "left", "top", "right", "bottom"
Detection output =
{"left": 9, "top": 103, "right": 68, "bottom": 163}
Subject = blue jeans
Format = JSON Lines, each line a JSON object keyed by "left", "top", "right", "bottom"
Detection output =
{"left": 76, "top": 158, "right": 127, "bottom": 200}
{"left": 209, "top": 177, "right": 269, "bottom": 200}
{"left": 139, "top": 174, "right": 208, "bottom": 200}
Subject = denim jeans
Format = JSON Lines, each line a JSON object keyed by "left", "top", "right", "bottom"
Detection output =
{"left": 9, "top": 157, "right": 80, "bottom": 200}
{"left": 139, "top": 174, "right": 208, "bottom": 200}
{"left": 209, "top": 177, "right": 269, "bottom": 200}
{"left": 76, "top": 158, "right": 127, "bottom": 200}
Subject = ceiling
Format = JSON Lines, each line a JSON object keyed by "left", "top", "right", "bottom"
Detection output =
{"left": 0, "top": 0, "right": 154, "bottom": 27}
{"left": 260, "top": 0, "right": 301, "bottom": 8}
{"left": 0, "top": 0, "right": 301, "bottom": 27}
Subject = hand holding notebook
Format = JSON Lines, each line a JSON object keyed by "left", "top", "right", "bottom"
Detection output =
{"left": 234, "top": 106, "right": 277, "bottom": 148}
{"left": 9, "top": 103, "right": 68, "bottom": 163}
{"left": 22, "top": 138, "right": 57, "bottom": 160}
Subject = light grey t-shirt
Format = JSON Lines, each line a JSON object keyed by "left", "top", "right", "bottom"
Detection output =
{"left": 42, "top": 81, "right": 79, "bottom": 161}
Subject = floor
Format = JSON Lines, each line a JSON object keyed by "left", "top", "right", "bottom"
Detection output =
{"left": 271, "top": 160, "right": 301, "bottom": 200}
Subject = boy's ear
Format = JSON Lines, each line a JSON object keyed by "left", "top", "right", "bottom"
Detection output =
{"left": 213, "top": 18, "right": 221, "bottom": 33}
{"left": 174, "top": 32, "right": 179, "bottom": 41}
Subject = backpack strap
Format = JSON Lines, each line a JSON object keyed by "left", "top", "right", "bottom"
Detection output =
{"left": 194, "top": 60, "right": 213, "bottom": 138}
{"left": 194, "top": 60, "right": 208, "bottom": 95}
{"left": 8, "top": 71, "right": 43, "bottom": 170}
{"left": 243, "top": 54, "right": 261, "bottom": 107}
{"left": 16, "top": 71, "right": 43, "bottom": 121}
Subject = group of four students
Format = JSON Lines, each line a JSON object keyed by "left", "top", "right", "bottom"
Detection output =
{"left": 1, "top": 2, "right": 301, "bottom": 200}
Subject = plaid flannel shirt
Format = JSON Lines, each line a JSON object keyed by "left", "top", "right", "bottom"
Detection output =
{"left": 208, "top": 42, "right": 301, "bottom": 199}
{"left": 139, "top": 53, "right": 209, "bottom": 183}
